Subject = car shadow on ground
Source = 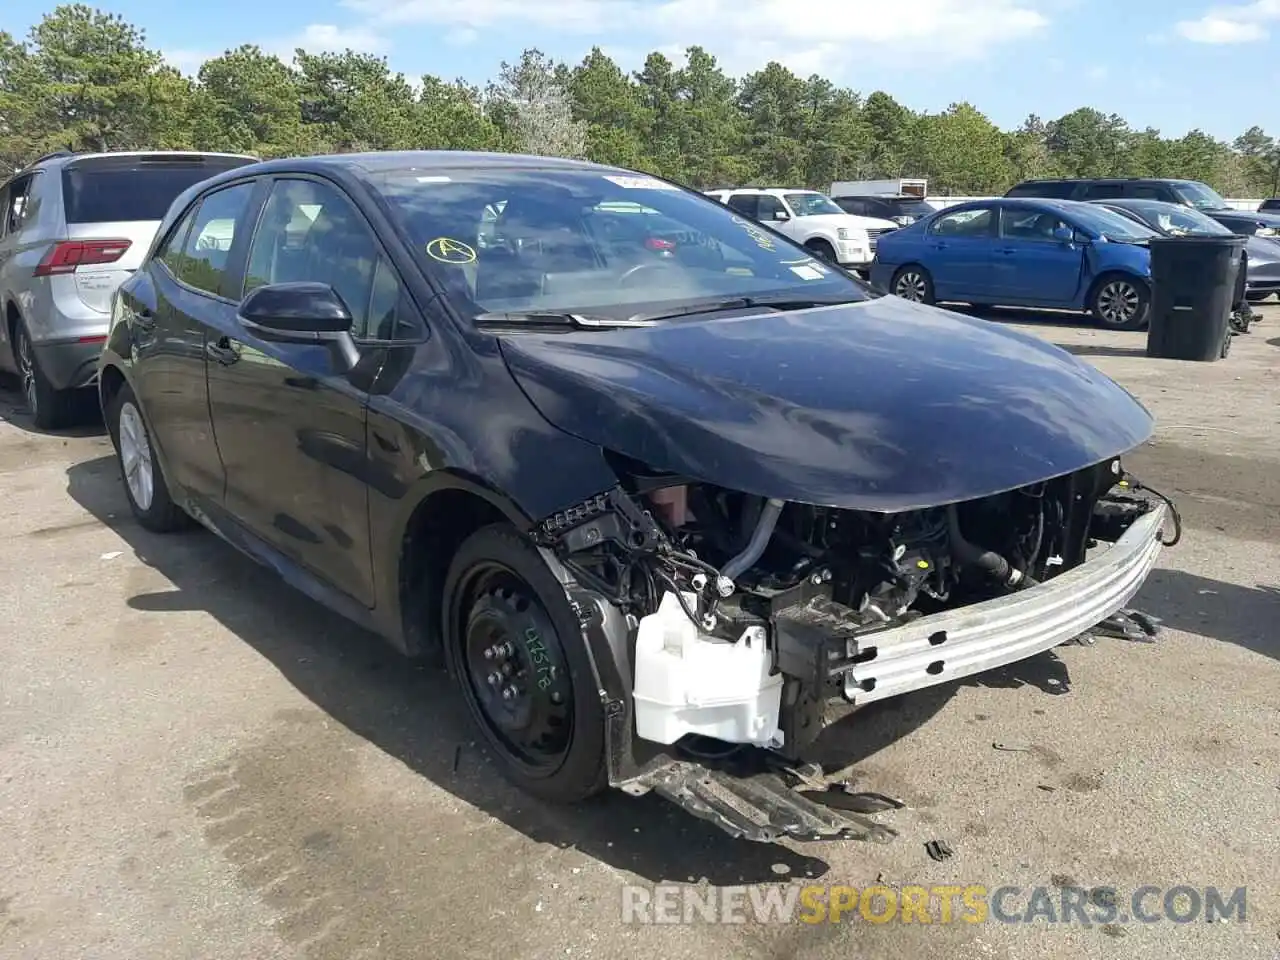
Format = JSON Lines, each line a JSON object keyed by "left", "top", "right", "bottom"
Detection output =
{"left": 0, "top": 377, "right": 105, "bottom": 437}
{"left": 66, "top": 453, "right": 1076, "bottom": 883}
{"left": 1137, "top": 569, "right": 1279, "bottom": 662}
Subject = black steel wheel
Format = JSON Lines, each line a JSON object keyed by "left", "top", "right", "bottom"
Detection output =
{"left": 443, "top": 524, "right": 607, "bottom": 802}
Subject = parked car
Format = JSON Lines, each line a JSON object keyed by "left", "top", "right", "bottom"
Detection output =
{"left": 1260, "top": 198, "right": 1280, "bottom": 213}
{"left": 832, "top": 194, "right": 938, "bottom": 226}
{"left": 871, "top": 197, "right": 1158, "bottom": 329}
{"left": 1088, "top": 197, "right": 1280, "bottom": 304}
{"left": 703, "top": 187, "right": 897, "bottom": 270}
{"left": 1005, "top": 177, "right": 1280, "bottom": 238}
{"left": 0, "top": 150, "right": 258, "bottom": 428}
{"left": 99, "top": 151, "right": 1174, "bottom": 842}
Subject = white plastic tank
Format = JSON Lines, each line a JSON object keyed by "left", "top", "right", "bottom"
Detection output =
{"left": 632, "top": 591, "right": 784, "bottom": 748}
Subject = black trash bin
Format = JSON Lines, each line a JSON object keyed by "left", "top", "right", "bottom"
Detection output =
{"left": 1146, "top": 235, "right": 1246, "bottom": 361}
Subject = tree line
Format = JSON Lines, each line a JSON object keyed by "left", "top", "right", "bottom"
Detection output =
{"left": 3, "top": 4, "right": 1280, "bottom": 198}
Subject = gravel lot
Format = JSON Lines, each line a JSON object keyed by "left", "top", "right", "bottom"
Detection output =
{"left": 1, "top": 307, "right": 1277, "bottom": 960}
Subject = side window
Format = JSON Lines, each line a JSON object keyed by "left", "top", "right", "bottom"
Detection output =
{"left": 726, "top": 194, "right": 759, "bottom": 219}
{"left": 756, "top": 195, "right": 785, "bottom": 221}
{"left": 244, "top": 178, "right": 386, "bottom": 339}
{"left": 837, "top": 198, "right": 866, "bottom": 216}
{"left": 1127, "top": 184, "right": 1165, "bottom": 201}
{"left": 2, "top": 175, "right": 33, "bottom": 236}
{"left": 156, "top": 207, "right": 198, "bottom": 279}
{"left": 1001, "top": 207, "right": 1068, "bottom": 241}
{"left": 930, "top": 207, "right": 994, "bottom": 237}
{"left": 1083, "top": 183, "right": 1123, "bottom": 200}
{"left": 171, "top": 183, "right": 256, "bottom": 297}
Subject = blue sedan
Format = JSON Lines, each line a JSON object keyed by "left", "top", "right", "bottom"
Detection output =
{"left": 870, "top": 198, "right": 1158, "bottom": 329}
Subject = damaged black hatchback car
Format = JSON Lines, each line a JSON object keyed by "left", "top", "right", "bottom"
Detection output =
{"left": 99, "top": 151, "right": 1177, "bottom": 843}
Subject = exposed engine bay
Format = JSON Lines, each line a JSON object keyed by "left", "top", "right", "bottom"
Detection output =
{"left": 533, "top": 451, "right": 1178, "bottom": 839}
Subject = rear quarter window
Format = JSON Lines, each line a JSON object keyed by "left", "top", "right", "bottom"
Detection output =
{"left": 60, "top": 156, "right": 255, "bottom": 224}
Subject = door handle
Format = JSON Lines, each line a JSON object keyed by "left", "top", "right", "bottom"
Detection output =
{"left": 932, "top": 241, "right": 947, "bottom": 250}
{"left": 996, "top": 247, "right": 1016, "bottom": 255}
{"left": 206, "top": 336, "right": 241, "bottom": 365}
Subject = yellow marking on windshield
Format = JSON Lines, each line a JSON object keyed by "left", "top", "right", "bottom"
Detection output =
{"left": 425, "top": 237, "right": 477, "bottom": 264}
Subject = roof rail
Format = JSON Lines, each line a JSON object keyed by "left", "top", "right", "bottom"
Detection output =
{"left": 27, "top": 149, "right": 75, "bottom": 168}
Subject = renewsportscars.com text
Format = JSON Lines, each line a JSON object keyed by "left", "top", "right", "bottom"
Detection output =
{"left": 621, "top": 883, "right": 1247, "bottom": 926}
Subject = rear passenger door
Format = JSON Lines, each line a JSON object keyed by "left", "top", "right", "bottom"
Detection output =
{"left": 123, "top": 179, "right": 262, "bottom": 503}
{"left": 922, "top": 205, "right": 1000, "bottom": 299}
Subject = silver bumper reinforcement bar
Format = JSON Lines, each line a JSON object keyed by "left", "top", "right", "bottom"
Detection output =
{"left": 841, "top": 502, "right": 1169, "bottom": 704}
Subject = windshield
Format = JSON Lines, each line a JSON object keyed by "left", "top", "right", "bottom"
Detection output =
{"left": 783, "top": 193, "right": 846, "bottom": 217}
{"left": 1172, "top": 181, "right": 1229, "bottom": 211}
{"left": 371, "top": 169, "right": 870, "bottom": 321}
{"left": 1125, "top": 201, "right": 1232, "bottom": 237}
{"left": 1068, "top": 204, "right": 1160, "bottom": 241}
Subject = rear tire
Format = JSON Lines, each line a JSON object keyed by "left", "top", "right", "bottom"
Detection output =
{"left": 443, "top": 523, "right": 607, "bottom": 803}
{"left": 107, "top": 382, "right": 191, "bottom": 533}
{"left": 890, "top": 265, "right": 936, "bottom": 304}
{"left": 12, "top": 318, "right": 78, "bottom": 431}
{"left": 1090, "top": 274, "right": 1149, "bottom": 331}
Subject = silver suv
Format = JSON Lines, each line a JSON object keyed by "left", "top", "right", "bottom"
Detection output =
{"left": 0, "top": 150, "right": 257, "bottom": 428}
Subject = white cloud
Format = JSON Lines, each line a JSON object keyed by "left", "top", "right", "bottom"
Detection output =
{"left": 1086, "top": 65, "right": 1108, "bottom": 80}
{"left": 273, "top": 22, "right": 388, "bottom": 58}
{"left": 444, "top": 27, "right": 480, "bottom": 46}
{"left": 1174, "top": 0, "right": 1280, "bottom": 43}
{"left": 164, "top": 48, "right": 218, "bottom": 75}
{"left": 341, "top": 0, "right": 1051, "bottom": 77}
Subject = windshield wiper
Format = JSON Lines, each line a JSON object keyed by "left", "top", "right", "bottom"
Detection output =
{"left": 474, "top": 311, "right": 658, "bottom": 330}
{"left": 627, "top": 294, "right": 861, "bottom": 324}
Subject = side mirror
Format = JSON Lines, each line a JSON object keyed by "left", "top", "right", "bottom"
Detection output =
{"left": 772, "top": 210, "right": 790, "bottom": 221}
{"left": 1052, "top": 225, "right": 1074, "bottom": 243}
{"left": 238, "top": 281, "right": 360, "bottom": 370}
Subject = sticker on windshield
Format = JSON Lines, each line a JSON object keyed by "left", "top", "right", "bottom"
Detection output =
{"left": 603, "top": 175, "right": 679, "bottom": 190}
{"left": 790, "top": 264, "right": 826, "bottom": 281}
{"left": 425, "top": 237, "right": 476, "bottom": 264}
{"left": 415, "top": 175, "right": 452, "bottom": 183}
{"left": 730, "top": 215, "right": 776, "bottom": 252}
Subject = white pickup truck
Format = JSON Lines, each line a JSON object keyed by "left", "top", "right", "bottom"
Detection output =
{"left": 703, "top": 187, "right": 899, "bottom": 271}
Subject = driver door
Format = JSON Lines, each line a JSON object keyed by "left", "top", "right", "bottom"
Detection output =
{"left": 204, "top": 176, "right": 388, "bottom": 607}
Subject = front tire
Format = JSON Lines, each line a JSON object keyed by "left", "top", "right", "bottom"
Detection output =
{"left": 12, "top": 319, "right": 78, "bottom": 431}
{"left": 891, "top": 265, "right": 935, "bottom": 304}
{"left": 1090, "top": 275, "right": 1149, "bottom": 331}
{"left": 443, "top": 524, "right": 607, "bottom": 803}
{"left": 805, "top": 239, "right": 838, "bottom": 264}
{"left": 108, "top": 383, "right": 190, "bottom": 533}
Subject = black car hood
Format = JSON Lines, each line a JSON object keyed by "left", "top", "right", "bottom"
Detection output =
{"left": 496, "top": 297, "right": 1154, "bottom": 512}
{"left": 1214, "top": 208, "right": 1280, "bottom": 229}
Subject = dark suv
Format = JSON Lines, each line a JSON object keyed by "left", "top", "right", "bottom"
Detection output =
{"left": 1005, "top": 178, "right": 1280, "bottom": 238}
{"left": 833, "top": 195, "right": 937, "bottom": 225}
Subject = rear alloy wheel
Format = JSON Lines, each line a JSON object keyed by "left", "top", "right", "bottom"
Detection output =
{"left": 443, "top": 524, "right": 606, "bottom": 803}
{"left": 12, "top": 320, "right": 78, "bottom": 431}
{"left": 1091, "top": 277, "right": 1149, "bottom": 331}
{"left": 108, "top": 384, "right": 191, "bottom": 533}
{"left": 891, "top": 266, "right": 935, "bottom": 304}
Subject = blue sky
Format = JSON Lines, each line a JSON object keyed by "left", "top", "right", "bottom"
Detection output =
{"left": 4, "top": 0, "right": 1278, "bottom": 140}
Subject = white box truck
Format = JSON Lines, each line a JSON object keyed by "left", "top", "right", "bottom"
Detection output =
{"left": 829, "top": 178, "right": 928, "bottom": 198}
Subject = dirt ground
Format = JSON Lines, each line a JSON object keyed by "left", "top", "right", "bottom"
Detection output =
{"left": 1, "top": 306, "right": 1277, "bottom": 960}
